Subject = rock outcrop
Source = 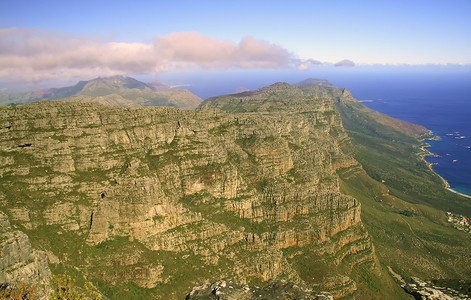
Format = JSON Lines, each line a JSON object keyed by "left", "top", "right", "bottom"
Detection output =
{"left": 186, "top": 280, "right": 334, "bottom": 299}
{"left": 402, "top": 277, "right": 470, "bottom": 300}
{"left": 0, "top": 211, "right": 50, "bottom": 297}
{"left": 0, "top": 83, "right": 377, "bottom": 298}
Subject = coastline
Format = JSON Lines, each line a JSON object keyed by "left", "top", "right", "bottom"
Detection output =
{"left": 430, "top": 163, "right": 471, "bottom": 199}
{"left": 420, "top": 136, "right": 471, "bottom": 199}
{"left": 447, "top": 187, "right": 471, "bottom": 199}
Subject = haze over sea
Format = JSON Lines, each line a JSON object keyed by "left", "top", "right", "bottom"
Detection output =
{"left": 159, "top": 67, "right": 471, "bottom": 197}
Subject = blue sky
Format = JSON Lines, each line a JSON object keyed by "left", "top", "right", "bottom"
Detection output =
{"left": 1, "top": 0, "right": 470, "bottom": 84}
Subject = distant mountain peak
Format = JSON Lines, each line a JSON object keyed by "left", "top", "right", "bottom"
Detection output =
{"left": 147, "top": 80, "right": 171, "bottom": 91}
{"left": 234, "top": 87, "right": 250, "bottom": 94}
{"left": 269, "top": 82, "right": 292, "bottom": 88}
{"left": 295, "top": 78, "right": 335, "bottom": 87}
{"left": 0, "top": 75, "right": 202, "bottom": 109}
{"left": 97, "top": 74, "right": 128, "bottom": 80}
{"left": 334, "top": 59, "right": 355, "bottom": 67}
{"left": 258, "top": 82, "right": 293, "bottom": 92}
{"left": 90, "top": 75, "right": 134, "bottom": 84}
{"left": 85, "top": 75, "right": 150, "bottom": 90}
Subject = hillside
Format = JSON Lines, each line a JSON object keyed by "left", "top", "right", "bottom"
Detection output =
{"left": 0, "top": 76, "right": 202, "bottom": 110}
{"left": 200, "top": 80, "right": 471, "bottom": 296}
{"left": 0, "top": 80, "right": 470, "bottom": 299}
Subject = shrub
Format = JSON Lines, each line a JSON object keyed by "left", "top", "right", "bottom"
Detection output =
{"left": 0, "top": 282, "right": 38, "bottom": 300}
{"left": 50, "top": 275, "right": 101, "bottom": 300}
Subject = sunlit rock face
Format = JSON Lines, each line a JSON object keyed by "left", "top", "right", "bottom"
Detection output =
{"left": 0, "top": 211, "right": 51, "bottom": 297}
{"left": 0, "top": 83, "right": 375, "bottom": 297}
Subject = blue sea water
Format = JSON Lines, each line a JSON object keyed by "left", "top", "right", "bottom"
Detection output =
{"left": 341, "top": 72, "right": 471, "bottom": 198}
{"left": 159, "top": 68, "right": 471, "bottom": 197}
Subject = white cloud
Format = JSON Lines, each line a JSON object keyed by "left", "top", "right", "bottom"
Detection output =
{"left": 0, "top": 28, "right": 303, "bottom": 82}
{"left": 297, "top": 63, "right": 309, "bottom": 71}
{"left": 295, "top": 58, "right": 323, "bottom": 70}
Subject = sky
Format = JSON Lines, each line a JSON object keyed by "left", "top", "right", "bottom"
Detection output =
{"left": 1, "top": 0, "right": 470, "bottom": 86}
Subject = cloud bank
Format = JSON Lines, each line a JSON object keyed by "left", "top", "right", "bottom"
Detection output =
{"left": 296, "top": 58, "right": 323, "bottom": 71}
{"left": 0, "top": 28, "right": 299, "bottom": 82}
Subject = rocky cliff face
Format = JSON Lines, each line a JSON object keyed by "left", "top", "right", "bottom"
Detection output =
{"left": 0, "top": 211, "right": 50, "bottom": 297}
{"left": 0, "top": 83, "right": 376, "bottom": 298}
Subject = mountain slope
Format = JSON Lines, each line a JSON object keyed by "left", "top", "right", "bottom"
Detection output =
{"left": 326, "top": 84, "right": 471, "bottom": 214}
{"left": 0, "top": 93, "right": 399, "bottom": 298}
{"left": 0, "top": 80, "right": 470, "bottom": 299}
{"left": 0, "top": 76, "right": 202, "bottom": 110}
{"left": 198, "top": 80, "right": 471, "bottom": 296}
{"left": 320, "top": 82, "right": 471, "bottom": 286}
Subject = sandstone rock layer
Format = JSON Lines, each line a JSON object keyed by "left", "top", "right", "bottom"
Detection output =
{"left": 0, "top": 83, "right": 375, "bottom": 298}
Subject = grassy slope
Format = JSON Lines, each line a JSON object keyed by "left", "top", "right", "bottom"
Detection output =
{"left": 333, "top": 92, "right": 471, "bottom": 284}
{"left": 334, "top": 93, "right": 471, "bottom": 214}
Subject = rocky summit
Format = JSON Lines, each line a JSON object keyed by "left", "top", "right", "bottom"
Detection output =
{"left": 0, "top": 80, "right": 469, "bottom": 299}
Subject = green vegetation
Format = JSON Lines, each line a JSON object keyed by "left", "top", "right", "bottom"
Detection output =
{"left": 0, "top": 282, "right": 39, "bottom": 300}
{"left": 334, "top": 93, "right": 471, "bottom": 215}
{"left": 331, "top": 92, "right": 471, "bottom": 287}
{"left": 179, "top": 192, "right": 273, "bottom": 234}
{"left": 50, "top": 274, "right": 101, "bottom": 300}
{"left": 2, "top": 81, "right": 471, "bottom": 299}
{"left": 340, "top": 171, "right": 471, "bottom": 281}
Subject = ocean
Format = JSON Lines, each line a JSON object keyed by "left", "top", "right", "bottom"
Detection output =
{"left": 160, "top": 67, "right": 471, "bottom": 197}
{"left": 340, "top": 72, "right": 471, "bottom": 198}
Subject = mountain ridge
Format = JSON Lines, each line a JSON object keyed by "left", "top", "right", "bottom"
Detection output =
{"left": 0, "top": 84, "right": 380, "bottom": 298}
{"left": 0, "top": 76, "right": 202, "bottom": 110}
{"left": 0, "top": 79, "right": 470, "bottom": 299}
